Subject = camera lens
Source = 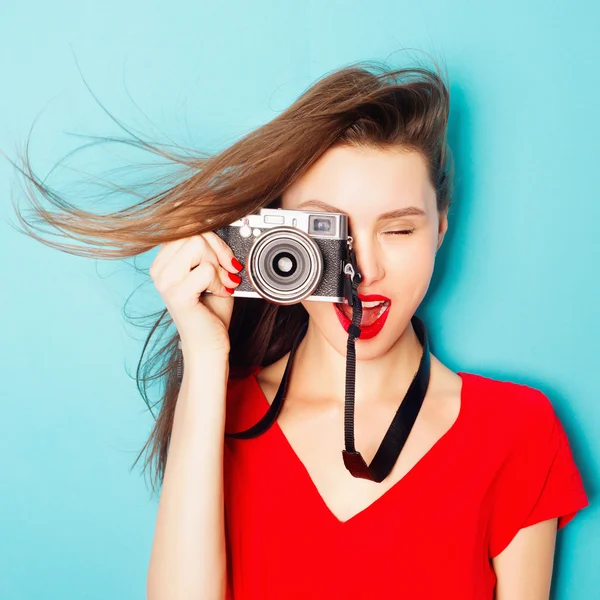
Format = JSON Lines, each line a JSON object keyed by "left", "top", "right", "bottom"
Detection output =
{"left": 246, "top": 227, "right": 323, "bottom": 304}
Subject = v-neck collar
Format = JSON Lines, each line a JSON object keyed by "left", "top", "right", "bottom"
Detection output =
{"left": 248, "top": 368, "right": 470, "bottom": 526}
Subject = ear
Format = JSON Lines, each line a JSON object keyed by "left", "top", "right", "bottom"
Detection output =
{"left": 437, "top": 210, "right": 449, "bottom": 252}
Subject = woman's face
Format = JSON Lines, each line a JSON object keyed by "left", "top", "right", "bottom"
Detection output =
{"left": 280, "top": 144, "right": 448, "bottom": 360}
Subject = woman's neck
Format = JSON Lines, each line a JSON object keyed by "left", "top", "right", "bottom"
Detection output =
{"left": 289, "top": 317, "right": 424, "bottom": 406}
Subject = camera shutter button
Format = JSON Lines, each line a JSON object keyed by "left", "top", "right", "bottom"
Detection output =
{"left": 240, "top": 224, "right": 252, "bottom": 238}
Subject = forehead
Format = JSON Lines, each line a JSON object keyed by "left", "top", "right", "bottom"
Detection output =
{"left": 281, "top": 145, "right": 436, "bottom": 216}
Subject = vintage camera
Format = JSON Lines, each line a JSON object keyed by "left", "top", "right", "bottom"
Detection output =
{"left": 214, "top": 208, "right": 349, "bottom": 305}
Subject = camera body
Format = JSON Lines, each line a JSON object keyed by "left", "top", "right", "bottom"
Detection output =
{"left": 214, "top": 208, "right": 349, "bottom": 305}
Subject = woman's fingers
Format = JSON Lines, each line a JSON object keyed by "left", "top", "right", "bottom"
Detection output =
{"left": 202, "top": 231, "right": 244, "bottom": 274}
{"left": 150, "top": 232, "right": 244, "bottom": 295}
{"left": 149, "top": 238, "right": 188, "bottom": 280}
{"left": 169, "top": 262, "right": 230, "bottom": 310}
{"left": 148, "top": 232, "right": 241, "bottom": 354}
{"left": 154, "top": 235, "right": 220, "bottom": 290}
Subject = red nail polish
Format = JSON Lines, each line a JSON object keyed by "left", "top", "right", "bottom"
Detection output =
{"left": 225, "top": 287, "right": 235, "bottom": 295}
{"left": 231, "top": 257, "right": 244, "bottom": 272}
{"left": 228, "top": 272, "right": 242, "bottom": 284}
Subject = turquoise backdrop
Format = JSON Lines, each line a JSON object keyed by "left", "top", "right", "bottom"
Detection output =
{"left": 1, "top": 1, "right": 597, "bottom": 598}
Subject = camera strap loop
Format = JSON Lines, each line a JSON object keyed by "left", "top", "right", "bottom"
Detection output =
{"left": 225, "top": 238, "right": 432, "bottom": 484}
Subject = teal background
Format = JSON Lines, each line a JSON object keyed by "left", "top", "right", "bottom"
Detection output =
{"left": 1, "top": 1, "right": 598, "bottom": 598}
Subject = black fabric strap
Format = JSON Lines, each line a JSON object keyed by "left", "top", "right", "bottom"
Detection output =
{"left": 341, "top": 313, "right": 430, "bottom": 482}
{"left": 225, "top": 320, "right": 308, "bottom": 440}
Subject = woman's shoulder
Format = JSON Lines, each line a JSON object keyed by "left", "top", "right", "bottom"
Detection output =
{"left": 460, "top": 369, "right": 558, "bottom": 444}
{"left": 462, "top": 369, "right": 555, "bottom": 410}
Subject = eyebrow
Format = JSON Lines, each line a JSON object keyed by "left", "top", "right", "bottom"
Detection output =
{"left": 297, "top": 199, "right": 427, "bottom": 221}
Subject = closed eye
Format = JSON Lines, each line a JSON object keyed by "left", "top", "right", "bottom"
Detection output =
{"left": 385, "top": 230, "right": 414, "bottom": 236}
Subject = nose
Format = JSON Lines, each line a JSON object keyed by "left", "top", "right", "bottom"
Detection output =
{"left": 351, "top": 234, "right": 385, "bottom": 289}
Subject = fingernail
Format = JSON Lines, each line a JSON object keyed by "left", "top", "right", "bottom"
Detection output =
{"left": 231, "top": 257, "right": 244, "bottom": 272}
{"left": 224, "top": 287, "right": 235, "bottom": 295}
{"left": 228, "top": 272, "right": 242, "bottom": 284}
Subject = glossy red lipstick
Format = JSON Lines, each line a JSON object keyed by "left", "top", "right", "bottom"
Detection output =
{"left": 334, "top": 294, "right": 392, "bottom": 340}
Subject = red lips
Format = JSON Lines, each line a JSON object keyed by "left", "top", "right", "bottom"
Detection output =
{"left": 334, "top": 293, "right": 392, "bottom": 340}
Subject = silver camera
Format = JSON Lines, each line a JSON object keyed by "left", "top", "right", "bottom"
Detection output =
{"left": 214, "top": 208, "right": 349, "bottom": 305}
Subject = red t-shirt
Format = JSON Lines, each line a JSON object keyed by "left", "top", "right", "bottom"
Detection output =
{"left": 223, "top": 367, "right": 589, "bottom": 599}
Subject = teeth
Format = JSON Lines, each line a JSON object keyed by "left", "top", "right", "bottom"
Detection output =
{"left": 362, "top": 300, "right": 383, "bottom": 308}
{"left": 342, "top": 299, "right": 388, "bottom": 307}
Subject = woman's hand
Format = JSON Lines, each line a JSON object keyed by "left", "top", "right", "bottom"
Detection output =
{"left": 149, "top": 232, "right": 243, "bottom": 358}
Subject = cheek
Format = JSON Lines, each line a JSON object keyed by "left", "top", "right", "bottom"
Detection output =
{"left": 384, "top": 241, "right": 437, "bottom": 300}
{"left": 386, "top": 238, "right": 436, "bottom": 277}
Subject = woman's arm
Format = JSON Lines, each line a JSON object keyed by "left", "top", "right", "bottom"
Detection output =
{"left": 146, "top": 354, "right": 230, "bottom": 600}
{"left": 492, "top": 518, "right": 558, "bottom": 600}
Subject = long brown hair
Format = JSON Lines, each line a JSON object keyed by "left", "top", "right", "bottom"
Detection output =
{"left": 6, "top": 57, "right": 454, "bottom": 496}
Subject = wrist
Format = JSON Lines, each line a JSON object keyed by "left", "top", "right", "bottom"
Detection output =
{"left": 178, "top": 340, "right": 230, "bottom": 363}
{"left": 180, "top": 348, "right": 230, "bottom": 370}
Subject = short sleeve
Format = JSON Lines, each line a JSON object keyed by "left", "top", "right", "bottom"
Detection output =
{"left": 488, "top": 392, "right": 589, "bottom": 558}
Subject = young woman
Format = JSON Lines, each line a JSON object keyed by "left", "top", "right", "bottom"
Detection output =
{"left": 10, "top": 61, "right": 588, "bottom": 599}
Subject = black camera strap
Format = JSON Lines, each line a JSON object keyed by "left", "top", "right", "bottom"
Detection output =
{"left": 225, "top": 238, "right": 432, "bottom": 483}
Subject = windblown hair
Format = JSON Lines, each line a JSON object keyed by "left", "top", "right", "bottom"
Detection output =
{"left": 7, "top": 57, "right": 454, "bottom": 495}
